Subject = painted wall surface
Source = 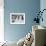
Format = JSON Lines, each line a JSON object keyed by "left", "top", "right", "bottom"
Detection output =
{"left": 4, "top": 0, "right": 40, "bottom": 42}
{"left": 0, "top": 0, "right": 4, "bottom": 41}
{"left": 40, "top": 0, "right": 46, "bottom": 27}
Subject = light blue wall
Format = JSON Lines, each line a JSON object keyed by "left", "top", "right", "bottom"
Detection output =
{"left": 4, "top": 0, "right": 40, "bottom": 42}
{"left": 40, "top": 0, "right": 46, "bottom": 27}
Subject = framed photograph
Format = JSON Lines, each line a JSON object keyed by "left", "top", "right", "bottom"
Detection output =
{"left": 10, "top": 13, "right": 25, "bottom": 24}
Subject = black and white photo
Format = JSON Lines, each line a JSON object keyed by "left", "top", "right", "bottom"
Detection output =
{"left": 10, "top": 13, "right": 25, "bottom": 24}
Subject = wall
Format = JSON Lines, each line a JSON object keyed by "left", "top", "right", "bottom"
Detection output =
{"left": 0, "top": 0, "right": 4, "bottom": 42}
{"left": 4, "top": 0, "right": 40, "bottom": 42}
{"left": 40, "top": 0, "right": 46, "bottom": 27}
